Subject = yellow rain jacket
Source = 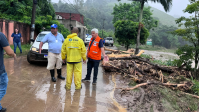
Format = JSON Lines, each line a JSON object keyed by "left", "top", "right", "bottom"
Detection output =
{"left": 61, "top": 33, "right": 86, "bottom": 62}
{"left": 61, "top": 33, "right": 86, "bottom": 90}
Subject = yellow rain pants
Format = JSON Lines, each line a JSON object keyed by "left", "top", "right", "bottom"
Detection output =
{"left": 66, "top": 62, "right": 82, "bottom": 90}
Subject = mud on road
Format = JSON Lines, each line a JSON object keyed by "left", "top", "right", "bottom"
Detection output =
{"left": 2, "top": 46, "right": 199, "bottom": 112}
{"left": 2, "top": 54, "right": 125, "bottom": 112}
{"left": 103, "top": 47, "right": 199, "bottom": 112}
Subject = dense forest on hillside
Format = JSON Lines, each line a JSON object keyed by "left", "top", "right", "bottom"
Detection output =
{"left": 0, "top": 0, "right": 188, "bottom": 47}
{"left": 52, "top": 0, "right": 188, "bottom": 48}
{"left": 52, "top": 0, "right": 179, "bottom": 30}
{"left": 52, "top": 0, "right": 115, "bottom": 31}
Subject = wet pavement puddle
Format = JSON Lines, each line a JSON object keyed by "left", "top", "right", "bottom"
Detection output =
{"left": 2, "top": 56, "right": 126, "bottom": 112}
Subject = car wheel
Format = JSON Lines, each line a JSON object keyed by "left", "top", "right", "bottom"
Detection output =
{"left": 111, "top": 44, "right": 113, "bottom": 47}
{"left": 27, "top": 51, "right": 33, "bottom": 64}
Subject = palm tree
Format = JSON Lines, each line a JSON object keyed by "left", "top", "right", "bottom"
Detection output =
{"left": 118, "top": 0, "right": 172, "bottom": 54}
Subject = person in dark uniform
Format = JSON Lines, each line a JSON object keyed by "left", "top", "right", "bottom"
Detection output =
{"left": 11, "top": 28, "right": 23, "bottom": 54}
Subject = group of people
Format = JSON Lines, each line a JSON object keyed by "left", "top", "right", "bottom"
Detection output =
{"left": 39, "top": 24, "right": 108, "bottom": 90}
{"left": 0, "top": 24, "right": 108, "bottom": 112}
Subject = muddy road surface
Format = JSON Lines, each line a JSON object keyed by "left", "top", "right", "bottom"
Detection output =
{"left": 2, "top": 54, "right": 126, "bottom": 112}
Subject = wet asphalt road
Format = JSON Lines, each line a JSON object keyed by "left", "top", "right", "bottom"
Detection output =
{"left": 3, "top": 45, "right": 182, "bottom": 112}
{"left": 2, "top": 46, "right": 124, "bottom": 112}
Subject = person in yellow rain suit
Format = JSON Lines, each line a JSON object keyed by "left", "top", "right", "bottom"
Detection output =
{"left": 61, "top": 27, "right": 87, "bottom": 90}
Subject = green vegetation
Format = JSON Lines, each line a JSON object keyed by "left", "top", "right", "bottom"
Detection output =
{"left": 0, "top": 0, "right": 70, "bottom": 38}
{"left": 150, "top": 6, "right": 179, "bottom": 27}
{"left": 112, "top": 2, "right": 157, "bottom": 30}
{"left": 118, "top": 0, "right": 172, "bottom": 53}
{"left": 149, "top": 25, "right": 188, "bottom": 49}
{"left": 172, "top": 0, "right": 199, "bottom": 78}
{"left": 140, "top": 54, "right": 176, "bottom": 66}
{"left": 52, "top": 0, "right": 183, "bottom": 49}
{"left": 53, "top": 0, "right": 114, "bottom": 32}
{"left": 4, "top": 44, "right": 31, "bottom": 58}
{"left": 158, "top": 86, "right": 199, "bottom": 112}
{"left": 114, "top": 20, "right": 149, "bottom": 50}
{"left": 98, "top": 30, "right": 114, "bottom": 39}
{"left": 191, "top": 78, "right": 199, "bottom": 96}
{"left": 35, "top": 15, "right": 70, "bottom": 38}
{"left": 129, "top": 80, "right": 137, "bottom": 86}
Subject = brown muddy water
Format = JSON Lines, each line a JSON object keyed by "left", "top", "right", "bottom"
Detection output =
{"left": 2, "top": 56, "right": 126, "bottom": 112}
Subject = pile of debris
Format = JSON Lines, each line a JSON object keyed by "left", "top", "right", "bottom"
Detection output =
{"left": 102, "top": 47, "right": 199, "bottom": 99}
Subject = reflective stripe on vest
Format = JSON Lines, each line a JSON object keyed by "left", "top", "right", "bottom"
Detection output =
{"left": 88, "top": 36, "right": 102, "bottom": 60}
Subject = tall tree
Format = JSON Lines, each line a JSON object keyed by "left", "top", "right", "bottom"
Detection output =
{"left": 114, "top": 20, "right": 149, "bottom": 50}
{"left": 112, "top": 2, "right": 157, "bottom": 30}
{"left": 173, "top": 0, "right": 199, "bottom": 78}
{"left": 118, "top": 0, "right": 172, "bottom": 54}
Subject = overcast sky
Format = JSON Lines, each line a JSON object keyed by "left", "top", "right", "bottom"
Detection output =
{"left": 147, "top": 0, "right": 192, "bottom": 18}
{"left": 52, "top": 0, "right": 192, "bottom": 18}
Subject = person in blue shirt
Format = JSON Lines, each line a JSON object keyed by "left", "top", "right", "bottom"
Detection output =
{"left": 103, "top": 38, "right": 105, "bottom": 44}
{"left": 11, "top": 29, "right": 23, "bottom": 54}
{"left": 39, "top": 24, "right": 65, "bottom": 82}
{"left": 0, "top": 32, "right": 17, "bottom": 112}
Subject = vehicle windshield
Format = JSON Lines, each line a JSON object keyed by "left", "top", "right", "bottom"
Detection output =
{"left": 106, "top": 37, "right": 113, "bottom": 40}
{"left": 36, "top": 34, "right": 47, "bottom": 42}
{"left": 87, "top": 35, "right": 92, "bottom": 38}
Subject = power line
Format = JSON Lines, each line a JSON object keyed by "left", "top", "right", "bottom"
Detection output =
{"left": 62, "top": 0, "right": 82, "bottom": 15}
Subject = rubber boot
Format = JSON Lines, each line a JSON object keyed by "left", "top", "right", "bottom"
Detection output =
{"left": 50, "top": 69, "right": 56, "bottom": 82}
{"left": 57, "top": 69, "right": 65, "bottom": 80}
{"left": 0, "top": 108, "right": 7, "bottom": 112}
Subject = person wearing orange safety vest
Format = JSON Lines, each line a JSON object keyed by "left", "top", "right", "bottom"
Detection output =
{"left": 61, "top": 27, "right": 87, "bottom": 90}
{"left": 82, "top": 28, "right": 108, "bottom": 85}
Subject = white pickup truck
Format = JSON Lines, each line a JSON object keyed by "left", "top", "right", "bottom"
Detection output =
{"left": 105, "top": 37, "right": 114, "bottom": 46}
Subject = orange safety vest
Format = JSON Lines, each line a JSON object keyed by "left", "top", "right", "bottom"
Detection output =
{"left": 87, "top": 36, "right": 102, "bottom": 60}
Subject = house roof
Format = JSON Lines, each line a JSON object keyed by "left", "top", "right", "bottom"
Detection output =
{"left": 55, "top": 12, "right": 84, "bottom": 25}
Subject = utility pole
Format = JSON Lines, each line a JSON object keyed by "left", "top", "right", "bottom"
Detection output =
{"left": 30, "top": 0, "right": 37, "bottom": 44}
{"left": 102, "top": 18, "right": 105, "bottom": 38}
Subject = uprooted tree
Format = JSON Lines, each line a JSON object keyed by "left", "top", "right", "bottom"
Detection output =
{"left": 114, "top": 20, "right": 149, "bottom": 50}
{"left": 172, "top": 0, "right": 199, "bottom": 78}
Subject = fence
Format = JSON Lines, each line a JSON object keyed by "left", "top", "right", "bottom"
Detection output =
{"left": 0, "top": 19, "right": 35, "bottom": 45}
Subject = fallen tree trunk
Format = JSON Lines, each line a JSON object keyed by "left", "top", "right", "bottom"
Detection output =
{"left": 104, "top": 47, "right": 118, "bottom": 52}
{"left": 108, "top": 56, "right": 174, "bottom": 73}
{"left": 136, "top": 50, "right": 145, "bottom": 56}
{"left": 117, "top": 82, "right": 199, "bottom": 99}
{"left": 107, "top": 53, "right": 131, "bottom": 58}
{"left": 102, "top": 62, "right": 143, "bottom": 83}
{"left": 118, "top": 82, "right": 187, "bottom": 91}
{"left": 182, "top": 92, "right": 199, "bottom": 99}
{"left": 132, "top": 61, "right": 148, "bottom": 75}
{"left": 104, "top": 47, "right": 134, "bottom": 54}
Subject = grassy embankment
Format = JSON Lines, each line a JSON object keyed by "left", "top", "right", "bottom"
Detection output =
{"left": 4, "top": 44, "right": 31, "bottom": 58}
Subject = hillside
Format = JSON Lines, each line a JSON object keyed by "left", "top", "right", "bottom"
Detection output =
{"left": 52, "top": 1, "right": 179, "bottom": 29}
{"left": 150, "top": 6, "right": 178, "bottom": 27}
{"left": 115, "top": 0, "right": 179, "bottom": 27}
